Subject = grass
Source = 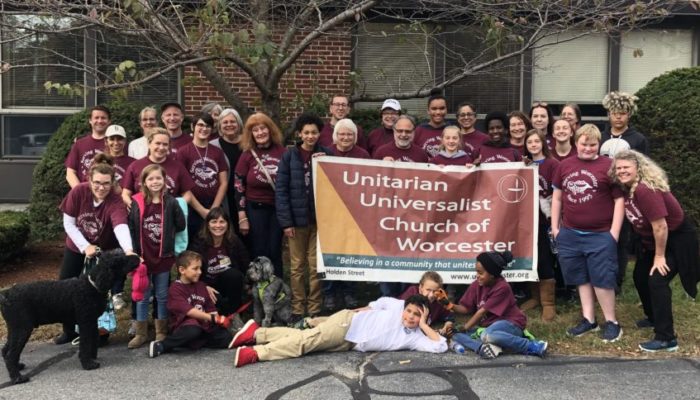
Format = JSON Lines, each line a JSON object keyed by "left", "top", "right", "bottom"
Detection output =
{"left": 1, "top": 263, "right": 699, "bottom": 359}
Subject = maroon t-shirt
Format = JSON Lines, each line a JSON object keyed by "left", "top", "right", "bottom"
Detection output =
{"left": 415, "top": 123, "right": 446, "bottom": 158}
{"left": 177, "top": 142, "right": 229, "bottom": 203}
{"left": 367, "top": 127, "right": 394, "bottom": 157}
{"left": 399, "top": 285, "right": 452, "bottom": 325}
{"left": 141, "top": 202, "right": 174, "bottom": 274}
{"left": 429, "top": 152, "right": 472, "bottom": 166}
{"left": 65, "top": 134, "right": 105, "bottom": 182}
{"left": 170, "top": 133, "right": 193, "bottom": 154}
{"left": 374, "top": 142, "right": 429, "bottom": 163}
{"left": 113, "top": 154, "right": 136, "bottom": 184}
{"left": 331, "top": 144, "right": 370, "bottom": 159}
{"left": 461, "top": 130, "right": 489, "bottom": 159}
{"left": 473, "top": 144, "right": 522, "bottom": 164}
{"left": 511, "top": 143, "right": 526, "bottom": 157}
{"left": 299, "top": 147, "right": 313, "bottom": 188}
{"left": 535, "top": 158, "right": 559, "bottom": 199}
{"left": 320, "top": 122, "right": 367, "bottom": 149}
{"left": 458, "top": 276, "right": 527, "bottom": 330}
{"left": 122, "top": 156, "right": 195, "bottom": 196}
{"left": 234, "top": 144, "right": 286, "bottom": 206}
{"left": 624, "top": 183, "right": 684, "bottom": 242}
{"left": 553, "top": 156, "right": 623, "bottom": 232}
{"left": 167, "top": 279, "right": 217, "bottom": 334}
{"left": 203, "top": 245, "right": 233, "bottom": 284}
{"left": 551, "top": 146, "right": 577, "bottom": 162}
{"left": 60, "top": 182, "right": 127, "bottom": 253}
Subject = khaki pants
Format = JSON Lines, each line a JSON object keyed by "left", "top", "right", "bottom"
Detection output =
{"left": 288, "top": 225, "right": 322, "bottom": 315}
{"left": 254, "top": 309, "right": 355, "bottom": 361}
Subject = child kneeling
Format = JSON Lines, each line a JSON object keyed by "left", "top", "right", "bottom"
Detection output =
{"left": 452, "top": 251, "right": 548, "bottom": 359}
{"left": 149, "top": 251, "right": 235, "bottom": 358}
{"left": 230, "top": 294, "right": 447, "bottom": 367}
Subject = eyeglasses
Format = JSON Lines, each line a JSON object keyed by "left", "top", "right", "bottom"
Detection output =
{"left": 195, "top": 122, "right": 212, "bottom": 129}
{"left": 458, "top": 112, "right": 477, "bottom": 118}
{"left": 331, "top": 103, "right": 349, "bottom": 108}
{"left": 394, "top": 129, "right": 414, "bottom": 134}
{"left": 532, "top": 101, "right": 548, "bottom": 107}
{"left": 91, "top": 180, "right": 112, "bottom": 188}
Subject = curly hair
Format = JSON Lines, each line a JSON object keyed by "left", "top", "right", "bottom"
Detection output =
{"left": 602, "top": 91, "right": 639, "bottom": 115}
{"left": 609, "top": 149, "right": 670, "bottom": 198}
{"left": 240, "top": 112, "right": 284, "bottom": 151}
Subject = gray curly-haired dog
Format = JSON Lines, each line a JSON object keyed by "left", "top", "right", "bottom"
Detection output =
{"left": 0, "top": 249, "right": 140, "bottom": 385}
{"left": 246, "top": 256, "right": 292, "bottom": 327}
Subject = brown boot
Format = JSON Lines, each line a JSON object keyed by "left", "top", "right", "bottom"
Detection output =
{"left": 519, "top": 282, "right": 540, "bottom": 311}
{"left": 128, "top": 321, "right": 149, "bottom": 349}
{"left": 155, "top": 319, "right": 169, "bottom": 342}
{"left": 540, "top": 279, "right": 557, "bottom": 322}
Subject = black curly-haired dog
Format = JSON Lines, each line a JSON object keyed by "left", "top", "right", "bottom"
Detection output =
{"left": 0, "top": 249, "right": 140, "bottom": 384}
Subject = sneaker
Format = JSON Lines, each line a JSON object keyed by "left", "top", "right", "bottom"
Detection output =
{"left": 149, "top": 341, "right": 164, "bottom": 358}
{"left": 566, "top": 318, "right": 599, "bottom": 337}
{"left": 639, "top": 339, "right": 678, "bottom": 353}
{"left": 228, "top": 319, "right": 259, "bottom": 349}
{"left": 323, "top": 296, "right": 337, "bottom": 311}
{"left": 600, "top": 321, "right": 623, "bottom": 343}
{"left": 54, "top": 331, "right": 79, "bottom": 345}
{"left": 635, "top": 318, "right": 654, "bottom": 329}
{"left": 525, "top": 340, "right": 548, "bottom": 357}
{"left": 234, "top": 346, "right": 259, "bottom": 368}
{"left": 343, "top": 294, "right": 359, "bottom": 309}
{"left": 112, "top": 293, "right": 126, "bottom": 311}
{"left": 477, "top": 343, "right": 502, "bottom": 359}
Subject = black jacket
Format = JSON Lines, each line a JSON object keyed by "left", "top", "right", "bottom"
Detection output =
{"left": 601, "top": 125, "right": 649, "bottom": 154}
{"left": 189, "top": 235, "right": 250, "bottom": 275}
{"left": 128, "top": 192, "right": 186, "bottom": 258}
{"left": 275, "top": 143, "right": 332, "bottom": 228}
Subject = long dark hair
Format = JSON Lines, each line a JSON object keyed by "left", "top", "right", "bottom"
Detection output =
{"left": 199, "top": 207, "right": 236, "bottom": 247}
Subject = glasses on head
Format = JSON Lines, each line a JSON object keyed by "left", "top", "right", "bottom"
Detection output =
{"left": 331, "top": 102, "right": 349, "bottom": 108}
{"left": 394, "top": 129, "right": 414, "bottom": 134}
{"left": 91, "top": 180, "right": 112, "bottom": 188}
{"left": 532, "top": 101, "right": 548, "bottom": 107}
{"left": 195, "top": 122, "right": 212, "bottom": 129}
{"left": 458, "top": 112, "right": 477, "bottom": 118}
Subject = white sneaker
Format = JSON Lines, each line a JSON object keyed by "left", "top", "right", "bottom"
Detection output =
{"left": 112, "top": 293, "right": 126, "bottom": 310}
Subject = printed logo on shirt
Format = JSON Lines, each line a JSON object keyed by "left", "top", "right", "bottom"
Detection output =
{"left": 538, "top": 175, "right": 550, "bottom": 197}
{"left": 189, "top": 293, "right": 206, "bottom": 310}
{"left": 144, "top": 213, "right": 162, "bottom": 244}
{"left": 562, "top": 169, "right": 599, "bottom": 204}
{"left": 80, "top": 149, "right": 102, "bottom": 179}
{"left": 254, "top": 153, "right": 281, "bottom": 184}
{"left": 77, "top": 211, "right": 103, "bottom": 242}
{"left": 624, "top": 198, "right": 645, "bottom": 229}
{"left": 190, "top": 157, "right": 219, "bottom": 188}
{"left": 483, "top": 154, "right": 513, "bottom": 164}
{"left": 207, "top": 255, "right": 232, "bottom": 275}
{"left": 422, "top": 137, "right": 441, "bottom": 158}
{"left": 114, "top": 165, "right": 126, "bottom": 183}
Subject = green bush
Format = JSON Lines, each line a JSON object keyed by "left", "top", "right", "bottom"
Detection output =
{"left": 633, "top": 66, "right": 700, "bottom": 224}
{"left": 28, "top": 100, "right": 145, "bottom": 241}
{"left": 0, "top": 211, "right": 30, "bottom": 262}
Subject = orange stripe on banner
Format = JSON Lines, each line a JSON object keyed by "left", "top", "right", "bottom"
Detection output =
{"left": 316, "top": 163, "right": 377, "bottom": 256}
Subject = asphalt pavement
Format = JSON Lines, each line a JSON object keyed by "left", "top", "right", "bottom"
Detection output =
{"left": 1, "top": 341, "right": 699, "bottom": 399}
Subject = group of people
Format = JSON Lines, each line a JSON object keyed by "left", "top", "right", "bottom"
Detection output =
{"left": 55, "top": 89, "right": 698, "bottom": 367}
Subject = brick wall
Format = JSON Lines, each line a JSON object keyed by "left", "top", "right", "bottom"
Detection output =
{"left": 183, "top": 28, "right": 352, "bottom": 124}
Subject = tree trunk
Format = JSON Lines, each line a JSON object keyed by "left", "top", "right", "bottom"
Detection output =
{"left": 195, "top": 61, "right": 252, "bottom": 120}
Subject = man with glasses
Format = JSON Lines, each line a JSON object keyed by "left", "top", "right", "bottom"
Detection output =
{"left": 367, "top": 99, "right": 401, "bottom": 157}
{"left": 65, "top": 105, "right": 111, "bottom": 187}
{"left": 319, "top": 95, "right": 366, "bottom": 149}
{"left": 374, "top": 116, "right": 429, "bottom": 163}
{"left": 128, "top": 107, "right": 159, "bottom": 159}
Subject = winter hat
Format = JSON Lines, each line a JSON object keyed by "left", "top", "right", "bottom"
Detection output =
{"left": 477, "top": 251, "right": 514, "bottom": 277}
{"left": 602, "top": 91, "right": 638, "bottom": 115}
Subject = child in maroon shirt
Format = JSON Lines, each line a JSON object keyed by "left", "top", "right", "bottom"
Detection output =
{"left": 451, "top": 251, "right": 547, "bottom": 359}
{"left": 149, "top": 251, "right": 235, "bottom": 358}
{"left": 399, "top": 271, "right": 453, "bottom": 335}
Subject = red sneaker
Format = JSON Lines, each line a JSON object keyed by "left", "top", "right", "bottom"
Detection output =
{"left": 234, "top": 346, "right": 258, "bottom": 368}
{"left": 228, "top": 319, "right": 259, "bottom": 349}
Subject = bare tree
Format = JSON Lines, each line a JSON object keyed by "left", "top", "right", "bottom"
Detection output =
{"left": 0, "top": 0, "right": 678, "bottom": 120}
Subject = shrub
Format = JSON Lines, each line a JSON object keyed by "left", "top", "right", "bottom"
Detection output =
{"left": 0, "top": 211, "right": 30, "bottom": 262}
{"left": 633, "top": 66, "right": 700, "bottom": 224}
{"left": 28, "top": 100, "right": 145, "bottom": 241}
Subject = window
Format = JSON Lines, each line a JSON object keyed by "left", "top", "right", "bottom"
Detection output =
{"left": 532, "top": 31, "right": 609, "bottom": 104}
{"left": 619, "top": 29, "right": 693, "bottom": 94}
{"left": 1, "top": 114, "right": 68, "bottom": 157}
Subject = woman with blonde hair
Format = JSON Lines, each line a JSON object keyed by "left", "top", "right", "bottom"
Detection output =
{"left": 610, "top": 150, "right": 698, "bottom": 352}
{"left": 234, "top": 112, "right": 287, "bottom": 277}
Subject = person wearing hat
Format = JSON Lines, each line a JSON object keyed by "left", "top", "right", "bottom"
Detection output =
{"left": 319, "top": 95, "right": 366, "bottom": 150}
{"left": 161, "top": 102, "right": 192, "bottom": 154}
{"left": 65, "top": 105, "right": 111, "bottom": 188}
{"left": 104, "top": 124, "right": 135, "bottom": 188}
{"left": 450, "top": 251, "right": 548, "bottom": 359}
{"left": 600, "top": 91, "right": 649, "bottom": 157}
{"left": 367, "top": 99, "right": 401, "bottom": 157}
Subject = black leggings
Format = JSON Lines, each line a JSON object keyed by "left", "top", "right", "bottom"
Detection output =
{"left": 537, "top": 225, "right": 555, "bottom": 280}
{"left": 161, "top": 325, "right": 232, "bottom": 353}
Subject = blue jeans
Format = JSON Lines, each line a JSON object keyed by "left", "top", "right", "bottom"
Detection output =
{"left": 453, "top": 320, "right": 530, "bottom": 354}
{"left": 136, "top": 271, "right": 170, "bottom": 321}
